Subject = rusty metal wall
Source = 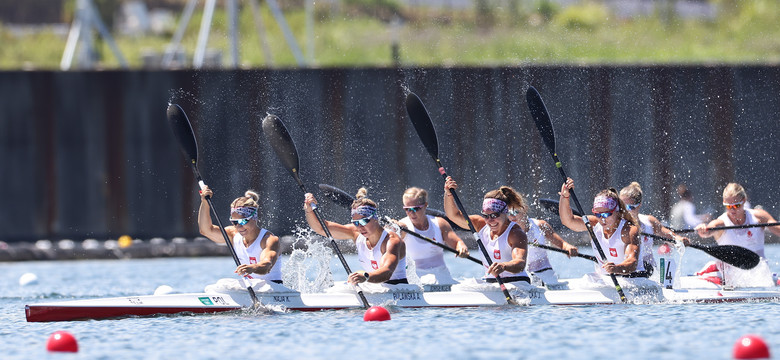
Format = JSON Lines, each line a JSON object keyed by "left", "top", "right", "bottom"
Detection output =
{"left": 1, "top": 66, "right": 778, "bottom": 242}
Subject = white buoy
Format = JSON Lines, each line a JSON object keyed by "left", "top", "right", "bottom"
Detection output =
{"left": 81, "top": 239, "right": 100, "bottom": 250}
{"left": 154, "top": 285, "right": 174, "bottom": 295}
{"left": 35, "top": 240, "right": 52, "bottom": 250}
{"left": 19, "top": 272, "right": 38, "bottom": 286}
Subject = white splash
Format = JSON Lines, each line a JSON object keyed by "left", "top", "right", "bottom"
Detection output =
{"left": 281, "top": 226, "right": 335, "bottom": 293}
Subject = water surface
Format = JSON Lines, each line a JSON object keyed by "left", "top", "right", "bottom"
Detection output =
{"left": 3, "top": 244, "right": 779, "bottom": 359}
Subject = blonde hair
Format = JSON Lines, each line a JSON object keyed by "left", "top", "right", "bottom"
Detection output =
{"left": 231, "top": 190, "right": 260, "bottom": 209}
{"left": 484, "top": 186, "right": 527, "bottom": 213}
{"left": 352, "top": 187, "right": 378, "bottom": 209}
{"left": 402, "top": 187, "right": 428, "bottom": 204}
{"left": 619, "top": 182, "right": 643, "bottom": 204}
{"left": 596, "top": 187, "right": 637, "bottom": 227}
{"left": 723, "top": 183, "right": 747, "bottom": 202}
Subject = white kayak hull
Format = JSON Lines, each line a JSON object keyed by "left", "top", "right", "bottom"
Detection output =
{"left": 25, "top": 276, "right": 780, "bottom": 322}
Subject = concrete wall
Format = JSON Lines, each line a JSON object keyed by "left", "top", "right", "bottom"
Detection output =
{"left": 1, "top": 66, "right": 779, "bottom": 242}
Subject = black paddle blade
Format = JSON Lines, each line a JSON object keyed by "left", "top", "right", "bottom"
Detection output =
{"left": 166, "top": 104, "right": 199, "bottom": 164}
{"left": 262, "top": 114, "right": 301, "bottom": 181}
{"left": 405, "top": 92, "right": 440, "bottom": 161}
{"left": 692, "top": 244, "right": 761, "bottom": 270}
{"left": 318, "top": 184, "right": 355, "bottom": 208}
{"left": 525, "top": 87, "right": 557, "bottom": 155}
{"left": 538, "top": 198, "right": 583, "bottom": 217}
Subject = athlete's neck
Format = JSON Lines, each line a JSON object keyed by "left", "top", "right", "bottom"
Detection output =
{"left": 411, "top": 216, "right": 429, "bottom": 231}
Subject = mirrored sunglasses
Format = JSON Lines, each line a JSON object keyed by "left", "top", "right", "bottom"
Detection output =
{"left": 351, "top": 217, "right": 372, "bottom": 227}
{"left": 403, "top": 205, "right": 424, "bottom": 213}
{"left": 723, "top": 201, "right": 744, "bottom": 210}
{"left": 480, "top": 212, "right": 502, "bottom": 220}
{"left": 625, "top": 203, "right": 641, "bottom": 211}
{"left": 592, "top": 209, "right": 615, "bottom": 219}
{"left": 230, "top": 217, "right": 251, "bottom": 226}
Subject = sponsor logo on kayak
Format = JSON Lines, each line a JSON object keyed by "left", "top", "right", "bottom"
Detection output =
{"left": 493, "top": 249, "right": 501, "bottom": 260}
{"left": 273, "top": 296, "right": 291, "bottom": 302}
{"left": 128, "top": 297, "right": 143, "bottom": 305}
{"left": 198, "top": 297, "right": 214, "bottom": 305}
{"left": 609, "top": 248, "right": 618, "bottom": 257}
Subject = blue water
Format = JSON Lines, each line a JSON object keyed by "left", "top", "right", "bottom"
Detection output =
{"left": 3, "top": 244, "right": 780, "bottom": 359}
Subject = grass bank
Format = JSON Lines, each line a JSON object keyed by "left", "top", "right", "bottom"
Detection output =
{"left": 2, "top": 0, "right": 780, "bottom": 69}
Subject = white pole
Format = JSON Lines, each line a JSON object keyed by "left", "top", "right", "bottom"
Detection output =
{"left": 248, "top": 0, "right": 274, "bottom": 66}
{"left": 228, "top": 0, "right": 239, "bottom": 68}
{"left": 85, "top": 0, "right": 128, "bottom": 68}
{"left": 305, "top": 0, "right": 314, "bottom": 63}
{"left": 193, "top": 0, "right": 217, "bottom": 68}
{"left": 265, "top": 0, "right": 306, "bottom": 66}
{"left": 163, "top": 0, "right": 199, "bottom": 67}
{"left": 60, "top": 2, "right": 84, "bottom": 70}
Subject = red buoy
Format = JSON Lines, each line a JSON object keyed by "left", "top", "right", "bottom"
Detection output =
{"left": 363, "top": 306, "right": 391, "bottom": 321}
{"left": 733, "top": 334, "right": 770, "bottom": 359}
{"left": 46, "top": 331, "right": 78, "bottom": 352}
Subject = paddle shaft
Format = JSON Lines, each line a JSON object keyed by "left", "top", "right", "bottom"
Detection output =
{"left": 674, "top": 222, "right": 780, "bottom": 234}
{"left": 167, "top": 103, "right": 260, "bottom": 307}
{"left": 320, "top": 184, "right": 480, "bottom": 266}
{"left": 191, "top": 165, "right": 261, "bottom": 306}
{"left": 531, "top": 243, "right": 598, "bottom": 262}
{"left": 386, "top": 217, "right": 482, "bottom": 265}
{"left": 526, "top": 87, "right": 627, "bottom": 302}
{"left": 552, "top": 156, "right": 627, "bottom": 302}
{"left": 437, "top": 162, "right": 516, "bottom": 302}
{"left": 298, "top": 179, "right": 371, "bottom": 309}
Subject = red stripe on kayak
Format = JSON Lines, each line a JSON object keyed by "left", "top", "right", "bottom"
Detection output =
{"left": 25, "top": 305, "right": 240, "bottom": 322}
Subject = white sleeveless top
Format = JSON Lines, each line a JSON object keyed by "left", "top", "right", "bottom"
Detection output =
{"left": 638, "top": 214, "right": 655, "bottom": 267}
{"left": 525, "top": 218, "right": 553, "bottom": 273}
{"left": 477, "top": 221, "right": 529, "bottom": 279}
{"left": 232, "top": 228, "right": 282, "bottom": 281}
{"left": 592, "top": 219, "right": 645, "bottom": 275}
{"left": 716, "top": 210, "right": 765, "bottom": 258}
{"left": 356, "top": 230, "right": 407, "bottom": 281}
{"left": 399, "top": 215, "right": 446, "bottom": 269}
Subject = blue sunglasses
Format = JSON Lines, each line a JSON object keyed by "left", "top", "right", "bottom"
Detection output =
{"left": 403, "top": 206, "right": 424, "bottom": 213}
{"left": 592, "top": 209, "right": 615, "bottom": 219}
{"left": 230, "top": 217, "right": 251, "bottom": 226}
{"left": 352, "top": 217, "right": 372, "bottom": 227}
{"left": 626, "top": 203, "right": 641, "bottom": 211}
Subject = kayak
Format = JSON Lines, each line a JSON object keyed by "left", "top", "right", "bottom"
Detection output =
{"left": 25, "top": 275, "right": 780, "bottom": 322}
